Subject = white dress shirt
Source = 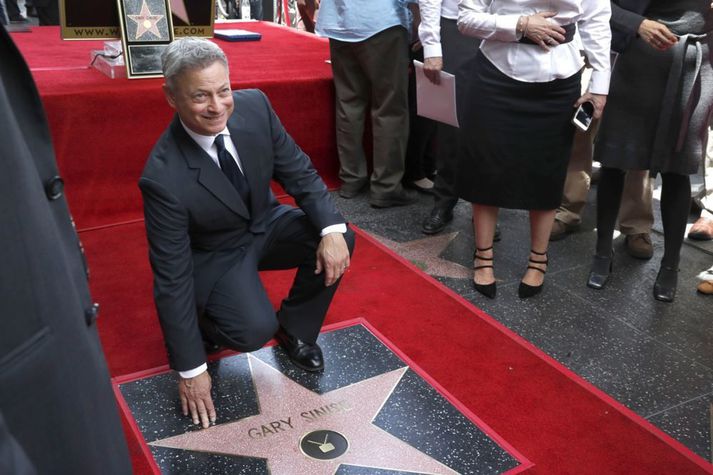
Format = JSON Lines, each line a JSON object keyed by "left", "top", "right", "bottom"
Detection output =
{"left": 457, "top": 0, "right": 612, "bottom": 94}
{"left": 178, "top": 123, "right": 346, "bottom": 379}
{"left": 418, "top": 0, "right": 459, "bottom": 59}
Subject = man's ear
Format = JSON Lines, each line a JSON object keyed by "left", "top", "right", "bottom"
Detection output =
{"left": 162, "top": 84, "right": 176, "bottom": 109}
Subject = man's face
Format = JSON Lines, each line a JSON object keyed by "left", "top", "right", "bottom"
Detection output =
{"left": 164, "top": 61, "right": 234, "bottom": 136}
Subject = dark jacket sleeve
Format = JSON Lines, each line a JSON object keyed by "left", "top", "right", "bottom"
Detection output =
{"left": 0, "top": 413, "right": 36, "bottom": 475}
{"left": 139, "top": 176, "right": 206, "bottom": 372}
{"left": 610, "top": 0, "right": 650, "bottom": 53}
{"left": 260, "top": 91, "right": 345, "bottom": 230}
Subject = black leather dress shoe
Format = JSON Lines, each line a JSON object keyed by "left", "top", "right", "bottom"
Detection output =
{"left": 587, "top": 254, "right": 613, "bottom": 290}
{"left": 276, "top": 327, "right": 324, "bottom": 372}
{"left": 422, "top": 207, "right": 453, "bottom": 235}
{"left": 653, "top": 265, "right": 678, "bottom": 303}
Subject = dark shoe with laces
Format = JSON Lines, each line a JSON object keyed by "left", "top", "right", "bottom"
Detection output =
{"left": 518, "top": 249, "right": 547, "bottom": 298}
{"left": 275, "top": 327, "right": 324, "bottom": 372}
{"left": 421, "top": 207, "right": 453, "bottom": 235}
{"left": 653, "top": 265, "right": 678, "bottom": 303}
{"left": 338, "top": 180, "right": 368, "bottom": 199}
{"left": 369, "top": 188, "right": 418, "bottom": 208}
{"left": 472, "top": 246, "right": 496, "bottom": 299}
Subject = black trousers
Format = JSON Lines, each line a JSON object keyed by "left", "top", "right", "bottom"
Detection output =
{"left": 431, "top": 18, "right": 480, "bottom": 211}
{"left": 203, "top": 210, "right": 355, "bottom": 351}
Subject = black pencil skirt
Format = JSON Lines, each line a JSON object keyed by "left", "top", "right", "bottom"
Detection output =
{"left": 456, "top": 52, "right": 582, "bottom": 210}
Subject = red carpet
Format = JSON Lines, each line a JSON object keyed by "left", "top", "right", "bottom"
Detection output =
{"left": 81, "top": 222, "right": 712, "bottom": 474}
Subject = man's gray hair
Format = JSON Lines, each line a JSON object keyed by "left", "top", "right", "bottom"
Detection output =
{"left": 161, "top": 37, "right": 229, "bottom": 91}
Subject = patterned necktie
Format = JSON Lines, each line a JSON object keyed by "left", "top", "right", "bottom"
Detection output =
{"left": 214, "top": 134, "right": 250, "bottom": 208}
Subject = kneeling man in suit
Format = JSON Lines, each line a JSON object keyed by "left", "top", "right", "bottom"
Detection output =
{"left": 140, "top": 37, "right": 354, "bottom": 429}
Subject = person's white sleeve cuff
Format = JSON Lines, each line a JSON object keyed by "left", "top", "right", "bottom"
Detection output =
{"left": 498, "top": 14, "right": 521, "bottom": 42}
{"left": 179, "top": 363, "right": 207, "bottom": 379}
{"left": 423, "top": 44, "right": 443, "bottom": 59}
{"left": 588, "top": 70, "right": 611, "bottom": 95}
{"left": 320, "top": 223, "right": 347, "bottom": 236}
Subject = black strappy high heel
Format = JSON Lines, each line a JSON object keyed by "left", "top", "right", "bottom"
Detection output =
{"left": 518, "top": 249, "right": 548, "bottom": 299}
{"left": 473, "top": 246, "right": 496, "bottom": 299}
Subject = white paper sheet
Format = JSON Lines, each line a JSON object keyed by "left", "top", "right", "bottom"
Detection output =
{"left": 414, "top": 60, "right": 459, "bottom": 128}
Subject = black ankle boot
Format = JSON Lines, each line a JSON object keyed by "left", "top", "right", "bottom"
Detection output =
{"left": 587, "top": 253, "right": 613, "bottom": 290}
{"left": 653, "top": 265, "right": 678, "bottom": 303}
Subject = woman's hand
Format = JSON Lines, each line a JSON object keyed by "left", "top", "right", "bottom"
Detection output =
{"left": 575, "top": 92, "right": 607, "bottom": 120}
{"left": 522, "top": 11, "right": 566, "bottom": 51}
{"left": 638, "top": 19, "right": 678, "bottom": 51}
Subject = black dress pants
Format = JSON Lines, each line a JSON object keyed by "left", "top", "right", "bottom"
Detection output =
{"left": 203, "top": 210, "right": 355, "bottom": 352}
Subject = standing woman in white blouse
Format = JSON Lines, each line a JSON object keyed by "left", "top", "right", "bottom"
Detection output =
{"left": 456, "top": 0, "right": 612, "bottom": 299}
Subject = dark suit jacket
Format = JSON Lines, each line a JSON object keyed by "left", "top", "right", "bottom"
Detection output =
{"left": 139, "top": 89, "right": 344, "bottom": 372}
{"left": 611, "top": 0, "right": 651, "bottom": 53}
{"left": 0, "top": 26, "right": 131, "bottom": 473}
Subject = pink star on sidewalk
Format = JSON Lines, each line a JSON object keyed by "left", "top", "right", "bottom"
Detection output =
{"left": 151, "top": 355, "right": 458, "bottom": 474}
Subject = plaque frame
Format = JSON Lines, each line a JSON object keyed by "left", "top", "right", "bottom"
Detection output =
{"left": 59, "top": 0, "right": 121, "bottom": 39}
{"left": 60, "top": 0, "right": 215, "bottom": 40}
{"left": 116, "top": 0, "right": 175, "bottom": 79}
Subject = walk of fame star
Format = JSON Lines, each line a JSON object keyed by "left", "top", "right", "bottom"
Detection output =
{"left": 128, "top": 0, "right": 165, "bottom": 40}
{"left": 150, "top": 355, "right": 458, "bottom": 474}
{"left": 374, "top": 232, "right": 472, "bottom": 279}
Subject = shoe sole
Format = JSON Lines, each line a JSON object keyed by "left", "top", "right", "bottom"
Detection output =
{"left": 288, "top": 358, "right": 324, "bottom": 372}
{"left": 369, "top": 199, "right": 416, "bottom": 208}
{"left": 687, "top": 232, "right": 713, "bottom": 241}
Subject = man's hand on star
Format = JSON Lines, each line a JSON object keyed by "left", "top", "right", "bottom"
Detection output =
{"left": 178, "top": 371, "right": 216, "bottom": 429}
{"left": 315, "top": 232, "right": 350, "bottom": 286}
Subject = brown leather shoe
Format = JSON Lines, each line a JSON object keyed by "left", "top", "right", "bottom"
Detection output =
{"left": 549, "top": 219, "right": 577, "bottom": 241}
{"left": 687, "top": 216, "right": 713, "bottom": 241}
{"left": 624, "top": 233, "right": 653, "bottom": 260}
{"left": 697, "top": 281, "right": 713, "bottom": 294}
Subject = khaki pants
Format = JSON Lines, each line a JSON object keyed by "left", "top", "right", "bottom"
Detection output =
{"left": 329, "top": 26, "right": 410, "bottom": 195}
{"left": 556, "top": 118, "right": 654, "bottom": 235}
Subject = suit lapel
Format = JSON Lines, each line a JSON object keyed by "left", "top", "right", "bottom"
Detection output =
{"left": 170, "top": 117, "right": 250, "bottom": 219}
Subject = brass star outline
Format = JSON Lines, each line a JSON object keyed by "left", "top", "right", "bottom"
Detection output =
{"left": 127, "top": 0, "right": 165, "bottom": 40}
{"left": 151, "top": 355, "right": 458, "bottom": 474}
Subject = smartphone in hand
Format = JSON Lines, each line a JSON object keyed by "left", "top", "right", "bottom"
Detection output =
{"left": 572, "top": 101, "right": 595, "bottom": 132}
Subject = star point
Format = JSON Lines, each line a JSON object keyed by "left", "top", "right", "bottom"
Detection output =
{"left": 374, "top": 232, "right": 472, "bottom": 279}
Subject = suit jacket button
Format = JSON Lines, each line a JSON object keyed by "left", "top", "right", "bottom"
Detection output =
{"left": 45, "top": 175, "right": 64, "bottom": 200}
{"left": 85, "top": 303, "right": 100, "bottom": 326}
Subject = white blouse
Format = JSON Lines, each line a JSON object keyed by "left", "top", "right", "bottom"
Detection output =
{"left": 418, "top": 0, "right": 459, "bottom": 59}
{"left": 457, "top": 0, "right": 612, "bottom": 94}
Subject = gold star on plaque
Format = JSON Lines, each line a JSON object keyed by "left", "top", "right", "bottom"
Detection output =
{"left": 151, "top": 355, "right": 458, "bottom": 474}
{"left": 128, "top": 0, "right": 165, "bottom": 40}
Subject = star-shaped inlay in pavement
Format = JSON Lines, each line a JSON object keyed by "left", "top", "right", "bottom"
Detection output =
{"left": 151, "top": 355, "right": 458, "bottom": 474}
{"left": 128, "top": 0, "right": 165, "bottom": 40}
{"left": 374, "top": 232, "right": 471, "bottom": 279}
